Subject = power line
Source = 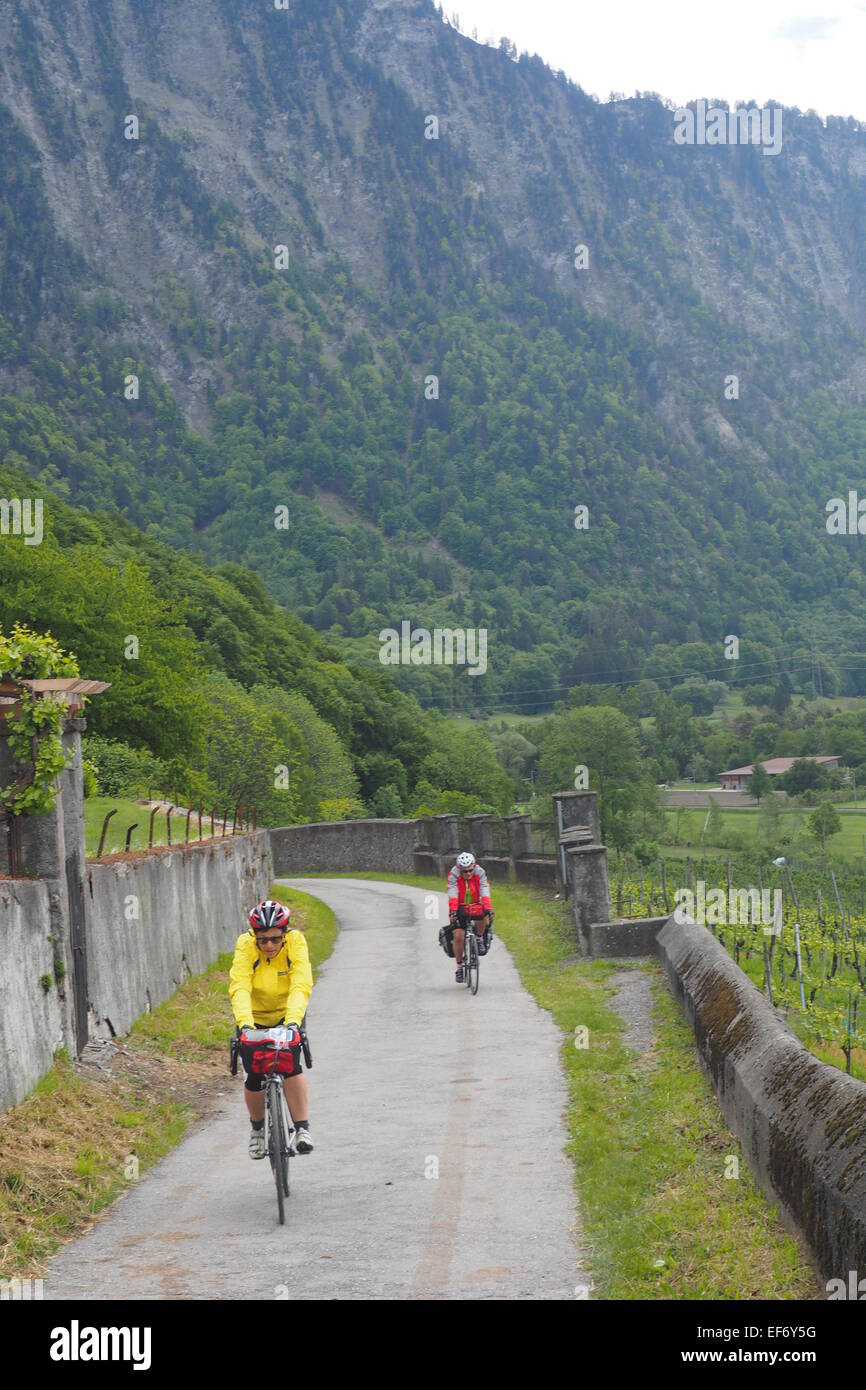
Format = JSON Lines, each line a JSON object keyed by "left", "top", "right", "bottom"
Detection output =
{"left": 380, "top": 659, "right": 866, "bottom": 713}
{"left": 358, "top": 655, "right": 822, "bottom": 709}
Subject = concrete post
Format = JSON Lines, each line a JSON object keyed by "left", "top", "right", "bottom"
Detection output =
{"left": 553, "top": 790, "right": 600, "bottom": 842}
{"left": 432, "top": 814, "right": 459, "bottom": 875}
{"left": 0, "top": 716, "right": 86, "bottom": 1056}
{"left": 465, "top": 813, "right": 494, "bottom": 857}
{"left": 416, "top": 817, "right": 436, "bottom": 850}
{"left": 504, "top": 813, "right": 532, "bottom": 862}
{"left": 567, "top": 844, "right": 612, "bottom": 952}
{"left": 58, "top": 718, "right": 87, "bottom": 1051}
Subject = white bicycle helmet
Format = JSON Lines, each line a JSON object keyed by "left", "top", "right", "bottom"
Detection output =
{"left": 457, "top": 851, "right": 476, "bottom": 870}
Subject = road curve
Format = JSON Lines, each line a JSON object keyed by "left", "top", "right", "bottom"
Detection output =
{"left": 44, "top": 879, "right": 587, "bottom": 1300}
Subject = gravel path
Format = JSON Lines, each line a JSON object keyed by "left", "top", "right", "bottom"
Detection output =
{"left": 44, "top": 878, "right": 587, "bottom": 1300}
{"left": 607, "top": 968, "right": 656, "bottom": 1054}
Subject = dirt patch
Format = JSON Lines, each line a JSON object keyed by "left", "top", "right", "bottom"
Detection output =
{"left": 78, "top": 1037, "right": 233, "bottom": 1126}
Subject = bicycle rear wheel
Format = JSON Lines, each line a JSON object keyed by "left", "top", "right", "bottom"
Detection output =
{"left": 467, "top": 931, "right": 479, "bottom": 994}
{"left": 267, "top": 1080, "right": 288, "bottom": 1224}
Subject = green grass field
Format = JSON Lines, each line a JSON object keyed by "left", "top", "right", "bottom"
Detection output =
{"left": 85, "top": 797, "right": 158, "bottom": 856}
{"left": 84, "top": 797, "right": 225, "bottom": 857}
{"left": 664, "top": 803, "right": 866, "bottom": 862}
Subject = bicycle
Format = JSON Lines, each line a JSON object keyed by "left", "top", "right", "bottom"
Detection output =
{"left": 230, "top": 1018, "right": 313, "bottom": 1226}
{"left": 463, "top": 920, "right": 480, "bottom": 995}
{"left": 451, "top": 906, "right": 491, "bottom": 996}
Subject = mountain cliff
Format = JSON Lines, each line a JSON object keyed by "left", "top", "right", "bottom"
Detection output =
{"left": 2, "top": 0, "right": 866, "bottom": 708}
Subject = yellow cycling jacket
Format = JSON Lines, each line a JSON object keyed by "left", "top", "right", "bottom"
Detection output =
{"left": 228, "top": 929, "right": 313, "bottom": 1030}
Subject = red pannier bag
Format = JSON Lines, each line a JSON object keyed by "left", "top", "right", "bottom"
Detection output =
{"left": 245, "top": 1028, "right": 299, "bottom": 1076}
{"left": 250, "top": 1045, "right": 297, "bottom": 1076}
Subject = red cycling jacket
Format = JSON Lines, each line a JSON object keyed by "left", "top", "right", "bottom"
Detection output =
{"left": 447, "top": 863, "right": 492, "bottom": 914}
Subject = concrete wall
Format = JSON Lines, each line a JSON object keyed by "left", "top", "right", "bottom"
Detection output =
{"left": 271, "top": 818, "right": 420, "bottom": 876}
{"left": 0, "top": 880, "right": 65, "bottom": 1110}
{"left": 85, "top": 831, "right": 272, "bottom": 1038}
{"left": 588, "top": 915, "right": 668, "bottom": 957}
{"left": 514, "top": 857, "right": 558, "bottom": 890}
{"left": 271, "top": 814, "right": 564, "bottom": 890}
{"left": 657, "top": 912, "right": 866, "bottom": 1281}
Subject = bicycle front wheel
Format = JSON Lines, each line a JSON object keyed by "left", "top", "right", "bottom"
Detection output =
{"left": 280, "top": 1090, "right": 292, "bottom": 1199}
{"left": 267, "top": 1080, "right": 288, "bottom": 1224}
{"left": 467, "top": 932, "right": 479, "bottom": 994}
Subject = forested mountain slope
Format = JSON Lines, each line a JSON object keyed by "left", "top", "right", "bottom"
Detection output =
{"left": 2, "top": 0, "right": 866, "bottom": 710}
{"left": 0, "top": 459, "right": 515, "bottom": 819}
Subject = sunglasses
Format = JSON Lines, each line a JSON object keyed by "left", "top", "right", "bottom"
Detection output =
{"left": 255, "top": 933, "right": 285, "bottom": 945}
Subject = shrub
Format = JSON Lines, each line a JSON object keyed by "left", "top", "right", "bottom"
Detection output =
{"left": 369, "top": 783, "right": 404, "bottom": 818}
{"left": 81, "top": 757, "right": 99, "bottom": 798}
{"left": 317, "top": 796, "right": 367, "bottom": 821}
{"left": 82, "top": 736, "right": 165, "bottom": 798}
{"left": 633, "top": 840, "right": 659, "bottom": 867}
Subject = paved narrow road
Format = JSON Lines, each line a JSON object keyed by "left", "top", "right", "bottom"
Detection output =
{"left": 45, "top": 879, "right": 586, "bottom": 1300}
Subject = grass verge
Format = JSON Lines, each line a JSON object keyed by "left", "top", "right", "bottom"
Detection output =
{"left": 0, "top": 887, "right": 336, "bottom": 1279}
{"left": 284, "top": 871, "right": 817, "bottom": 1299}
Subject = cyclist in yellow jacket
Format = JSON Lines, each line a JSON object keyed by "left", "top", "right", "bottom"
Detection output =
{"left": 229, "top": 899, "right": 314, "bottom": 1160}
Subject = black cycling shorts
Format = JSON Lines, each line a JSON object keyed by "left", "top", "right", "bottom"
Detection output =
{"left": 441, "top": 907, "right": 488, "bottom": 957}
{"left": 453, "top": 905, "right": 487, "bottom": 928}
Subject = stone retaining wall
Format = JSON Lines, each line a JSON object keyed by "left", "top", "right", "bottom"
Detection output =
{"left": 271, "top": 818, "right": 419, "bottom": 876}
{"left": 85, "top": 832, "right": 272, "bottom": 1038}
{"left": 657, "top": 912, "right": 866, "bottom": 1282}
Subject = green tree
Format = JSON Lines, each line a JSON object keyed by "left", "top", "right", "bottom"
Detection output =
{"left": 780, "top": 759, "right": 829, "bottom": 796}
{"left": 808, "top": 801, "right": 841, "bottom": 851}
{"left": 202, "top": 675, "right": 303, "bottom": 827}
{"left": 771, "top": 674, "right": 792, "bottom": 714}
{"left": 491, "top": 728, "right": 537, "bottom": 786}
{"left": 253, "top": 685, "right": 360, "bottom": 820}
{"left": 370, "top": 783, "right": 404, "bottom": 818}
{"left": 705, "top": 794, "right": 724, "bottom": 844}
{"left": 747, "top": 762, "right": 772, "bottom": 803}
{"left": 535, "top": 705, "right": 644, "bottom": 847}
{"left": 757, "top": 791, "right": 782, "bottom": 854}
{"left": 418, "top": 717, "right": 514, "bottom": 812}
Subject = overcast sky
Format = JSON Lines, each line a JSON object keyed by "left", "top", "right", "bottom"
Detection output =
{"left": 443, "top": 1, "right": 866, "bottom": 121}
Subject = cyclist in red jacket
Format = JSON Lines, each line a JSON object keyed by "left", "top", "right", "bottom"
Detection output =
{"left": 441, "top": 851, "right": 493, "bottom": 983}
